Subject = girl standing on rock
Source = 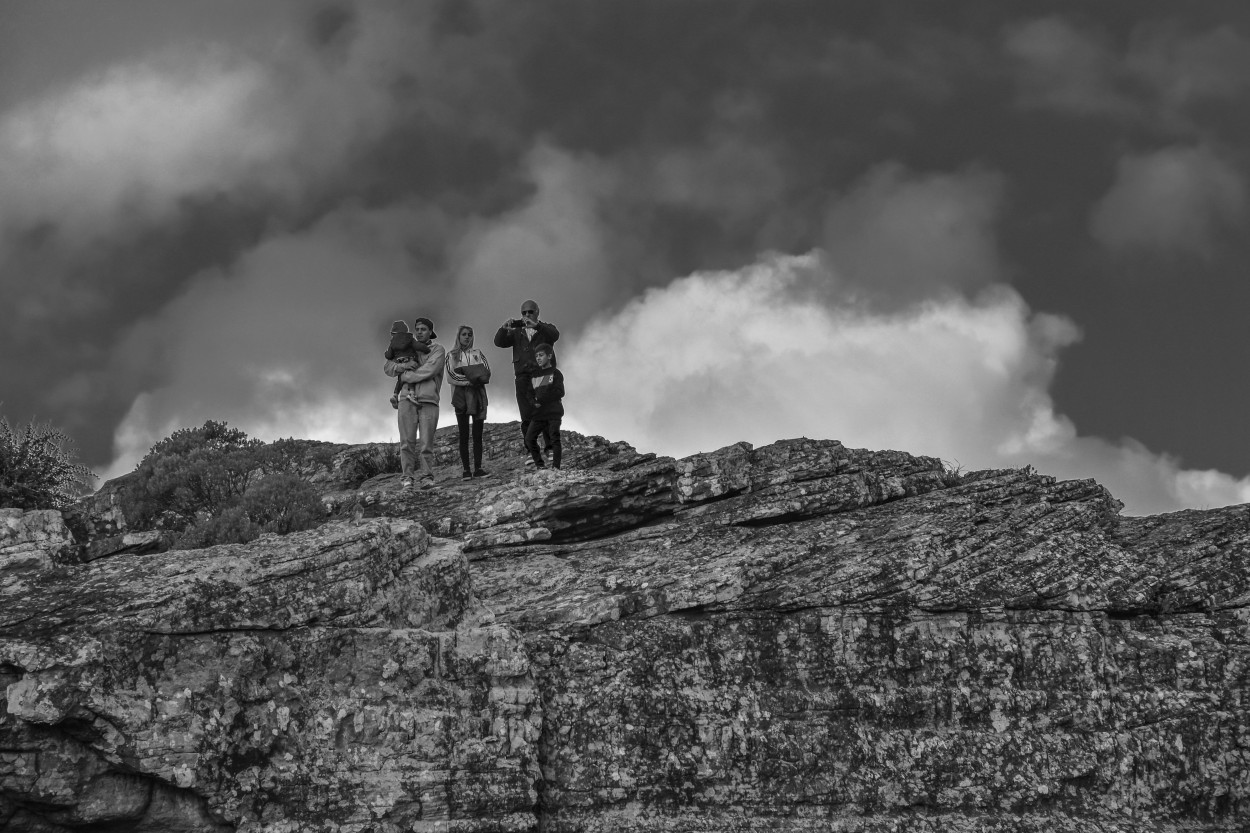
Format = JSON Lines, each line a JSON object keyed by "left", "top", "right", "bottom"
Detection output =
{"left": 446, "top": 324, "right": 492, "bottom": 479}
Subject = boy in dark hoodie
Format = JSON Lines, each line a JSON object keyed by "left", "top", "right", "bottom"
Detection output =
{"left": 526, "top": 343, "right": 564, "bottom": 469}
{"left": 384, "top": 320, "right": 430, "bottom": 409}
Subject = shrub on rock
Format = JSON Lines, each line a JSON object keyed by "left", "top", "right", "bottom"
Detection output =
{"left": 122, "top": 421, "right": 328, "bottom": 550}
{"left": 0, "top": 416, "right": 96, "bottom": 511}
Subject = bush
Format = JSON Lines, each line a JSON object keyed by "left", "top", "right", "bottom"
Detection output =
{"left": 240, "top": 473, "right": 325, "bottom": 536}
{"left": 0, "top": 416, "right": 96, "bottom": 510}
{"left": 124, "top": 420, "right": 266, "bottom": 528}
{"left": 169, "top": 473, "right": 325, "bottom": 550}
{"left": 124, "top": 421, "right": 329, "bottom": 550}
{"left": 170, "top": 506, "right": 258, "bottom": 550}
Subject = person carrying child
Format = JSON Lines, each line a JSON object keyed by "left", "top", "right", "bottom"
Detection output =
{"left": 446, "top": 324, "right": 492, "bottom": 479}
{"left": 384, "top": 320, "right": 430, "bottom": 409}
{"left": 384, "top": 317, "right": 445, "bottom": 489}
{"left": 525, "top": 343, "right": 563, "bottom": 470}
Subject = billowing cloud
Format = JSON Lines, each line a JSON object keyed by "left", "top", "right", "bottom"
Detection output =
{"left": 565, "top": 253, "right": 1250, "bottom": 516}
{"left": 96, "top": 143, "right": 620, "bottom": 481}
{"left": 1089, "top": 145, "right": 1245, "bottom": 258}
{"left": 0, "top": 3, "right": 522, "bottom": 254}
{"left": 822, "top": 163, "right": 1005, "bottom": 302}
{"left": 449, "top": 144, "right": 620, "bottom": 329}
{"left": 0, "top": 53, "right": 280, "bottom": 245}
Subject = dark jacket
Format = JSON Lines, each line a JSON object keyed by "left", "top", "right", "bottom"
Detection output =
{"left": 494, "top": 320, "right": 560, "bottom": 377}
{"left": 385, "top": 332, "right": 428, "bottom": 362}
{"left": 529, "top": 367, "right": 564, "bottom": 420}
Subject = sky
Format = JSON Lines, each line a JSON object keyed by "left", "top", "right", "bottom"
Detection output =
{"left": 2, "top": 1, "right": 1249, "bottom": 516}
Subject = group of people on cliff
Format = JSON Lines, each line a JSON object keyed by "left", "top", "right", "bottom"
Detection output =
{"left": 381, "top": 299, "right": 564, "bottom": 489}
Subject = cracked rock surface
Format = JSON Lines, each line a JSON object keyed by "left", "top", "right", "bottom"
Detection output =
{"left": 2, "top": 426, "right": 1248, "bottom": 831}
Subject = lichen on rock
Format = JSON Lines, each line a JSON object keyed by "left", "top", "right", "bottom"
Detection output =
{"left": 2, "top": 426, "right": 1247, "bottom": 831}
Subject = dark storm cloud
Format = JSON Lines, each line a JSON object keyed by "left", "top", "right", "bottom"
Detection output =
{"left": 0, "top": 1, "right": 536, "bottom": 465}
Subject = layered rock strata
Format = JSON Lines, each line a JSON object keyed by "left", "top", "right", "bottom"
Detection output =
{"left": 1, "top": 518, "right": 539, "bottom": 831}
{"left": 2, "top": 429, "right": 1248, "bottom": 831}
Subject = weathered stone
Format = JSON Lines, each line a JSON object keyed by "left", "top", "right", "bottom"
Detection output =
{"left": 4, "top": 431, "right": 1249, "bottom": 831}
{"left": 79, "top": 529, "right": 165, "bottom": 562}
{"left": 1, "top": 509, "right": 77, "bottom": 596}
{"left": 1, "top": 517, "right": 539, "bottom": 831}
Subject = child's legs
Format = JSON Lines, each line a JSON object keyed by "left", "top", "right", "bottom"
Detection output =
{"left": 547, "top": 418, "right": 562, "bottom": 468}
{"left": 524, "top": 420, "right": 546, "bottom": 466}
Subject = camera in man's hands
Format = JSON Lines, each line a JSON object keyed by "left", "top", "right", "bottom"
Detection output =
{"left": 510, "top": 319, "right": 526, "bottom": 328}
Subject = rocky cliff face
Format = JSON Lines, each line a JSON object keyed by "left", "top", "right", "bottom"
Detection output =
{"left": 2, "top": 424, "right": 1248, "bottom": 831}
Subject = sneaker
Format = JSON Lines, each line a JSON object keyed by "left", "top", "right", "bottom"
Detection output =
{"left": 461, "top": 469, "right": 472, "bottom": 480}
{"left": 544, "top": 447, "right": 553, "bottom": 460}
{"left": 400, "top": 477, "right": 413, "bottom": 489}
{"left": 419, "top": 476, "right": 435, "bottom": 489}
{"left": 525, "top": 457, "right": 536, "bottom": 467}
{"left": 473, "top": 468, "right": 490, "bottom": 478}
{"left": 389, "top": 395, "right": 399, "bottom": 410}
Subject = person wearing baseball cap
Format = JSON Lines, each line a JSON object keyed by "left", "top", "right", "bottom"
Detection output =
{"left": 494, "top": 299, "right": 560, "bottom": 457}
{"left": 384, "top": 316, "right": 445, "bottom": 489}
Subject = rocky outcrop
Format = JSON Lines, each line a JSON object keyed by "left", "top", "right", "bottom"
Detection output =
{"left": 1, "top": 519, "right": 539, "bottom": 831}
{"left": 3, "top": 427, "right": 1248, "bottom": 831}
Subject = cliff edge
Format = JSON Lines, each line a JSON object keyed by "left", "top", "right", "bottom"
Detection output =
{"left": 2, "top": 424, "right": 1248, "bottom": 831}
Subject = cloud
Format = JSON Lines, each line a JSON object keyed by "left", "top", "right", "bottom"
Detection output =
{"left": 0, "top": 1, "right": 537, "bottom": 463}
{"left": 1005, "top": 16, "right": 1250, "bottom": 125}
{"left": 95, "top": 140, "right": 627, "bottom": 480}
{"left": 94, "top": 202, "right": 441, "bottom": 480}
{"left": 1125, "top": 23, "right": 1250, "bottom": 112}
{"left": 821, "top": 163, "right": 1005, "bottom": 303}
{"left": 1089, "top": 145, "right": 1245, "bottom": 258}
{"left": 0, "top": 3, "right": 521, "bottom": 253}
{"left": 564, "top": 253, "right": 1250, "bottom": 516}
{"left": 1004, "top": 17, "right": 1133, "bottom": 116}
{"left": 0, "top": 51, "right": 281, "bottom": 246}
{"left": 449, "top": 144, "right": 620, "bottom": 329}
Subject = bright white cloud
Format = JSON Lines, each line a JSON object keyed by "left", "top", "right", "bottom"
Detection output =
{"left": 565, "top": 253, "right": 1250, "bottom": 516}
{"left": 1089, "top": 145, "right": 1245, "bottom": 258}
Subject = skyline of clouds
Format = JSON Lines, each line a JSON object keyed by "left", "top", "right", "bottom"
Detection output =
{"left": 3, "top": 1, "right": 1249, "bottom": 516}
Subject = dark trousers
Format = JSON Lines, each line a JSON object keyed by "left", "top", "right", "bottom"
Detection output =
{"left": 456, "top": 412, "right": 484, "bottom": 471}
{"left": 514, "top": 376, "right": 551, "bottom": 450}
{"left": 526, "top": 418, "right": 561, "bottom": 468}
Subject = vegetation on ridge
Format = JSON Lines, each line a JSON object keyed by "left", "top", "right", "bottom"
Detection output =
{"left": 119, "top": 419, "right": 326, "bottom": 550}
{"left": 0, "top": 414, "right": 97, "bottom": 511}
